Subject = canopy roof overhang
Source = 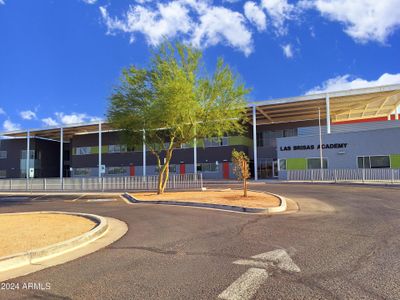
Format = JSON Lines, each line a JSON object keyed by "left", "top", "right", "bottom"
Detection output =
{"left": 0, "top": 122, "right": 113, "bottom": 141}
{"left": 1, "top": 84, "right": 400, "bottom": 140}
{"left": 248, "top": 84, "right": 400, "bottom": 125}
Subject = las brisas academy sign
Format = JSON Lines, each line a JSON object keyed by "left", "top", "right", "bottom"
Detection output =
{"left": 280, "top": 143, "right": 348, "bottom": 151}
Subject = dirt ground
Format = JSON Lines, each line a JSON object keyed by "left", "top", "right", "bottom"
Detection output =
{"left": 0, "top": 213, "right": 96, "bottom": 258}
{"left": 132, "top": 189, "right": 280, "bottom": 208}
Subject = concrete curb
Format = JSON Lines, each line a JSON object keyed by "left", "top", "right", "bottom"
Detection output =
{"left": 0, "top": 211, "right": 108, "bottom": 272}
{"left": 122, "top": 192, "right": 287, "bottom": 214}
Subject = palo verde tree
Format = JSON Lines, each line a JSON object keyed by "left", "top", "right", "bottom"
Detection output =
{"left": 232, "top": 149, "right": 251, "bottom": 197}
{"left": 107, "top": 41, "right": 249, "bottom": 194}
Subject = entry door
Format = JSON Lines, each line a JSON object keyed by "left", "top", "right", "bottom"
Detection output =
{"left": 223, "top": 162, "right": 230, "bottom": 179}
{"left": 273, "top": 160, "right": 278, "bottom": 178}
{"left": 180, "top": 163, "right": 186, "bottom": 174}
{"left": 129, "top": 166, "right": 135, "bottom": 176}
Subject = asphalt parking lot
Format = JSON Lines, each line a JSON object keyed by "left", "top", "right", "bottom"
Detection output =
{"left": 1, "top": 183, "right": 400, "bottom": 300}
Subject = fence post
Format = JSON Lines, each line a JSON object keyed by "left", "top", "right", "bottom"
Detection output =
{"left": 44, "top": 178, "right": 47, "bottom": 191}
{"left": 311, "top": 169, "right": 314, "bottom": 183}
{"left": 200, "top": 173, "right": 203, "bottom": 189}
{"left": 391, "top": 169, "right": 395, "bottom": 184}
{"left": 101, "top": 177, "right": 105, "bottom": 192}
{"left": 334, "top": 169, "right": 337, "bottom": 183}
{"left": 124, "top": 177, "right": 127, "bottom": 190}
{"left": 362, "top": 168, "right": 365, "bottom": 183}
{"left": 9, "top": 179, "right": 12, "bottom": 191}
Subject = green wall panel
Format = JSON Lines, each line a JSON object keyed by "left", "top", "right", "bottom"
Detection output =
{"left": 286, "top": 158, "right": 307, "bottom": 170}
{"left": 390, "top": 154, "right": 400, "bottom": 168}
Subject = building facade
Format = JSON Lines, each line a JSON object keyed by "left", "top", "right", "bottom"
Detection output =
{"left": 1, "top": 84, "right": 399, "bottom": 180}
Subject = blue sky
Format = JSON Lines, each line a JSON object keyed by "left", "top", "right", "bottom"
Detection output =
{"left": 0, "top": 0, "right": 399, "bottom": 132}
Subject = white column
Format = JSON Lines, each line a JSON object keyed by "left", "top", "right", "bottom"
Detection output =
{"left": 318, "top": 108, "right": 324, "bottom": 169}
{"left": 252, "top": 105, "right": 258, "bottom": 181}
{"left": 142, "top": 129, "right": 146, "bottom": 176}
{"left": 26, "top": 129, "right": 30, "bottom": 180}
{"left": 325, "top": 94, "right": 331, "bottom": 134}
{"left": 395, "top": 106, "right": 399, "bottom": 120}
{"left": 98, "top": 122, "right": 102, "bottom": 178}
{"left": 193, "top": 126, "right": 197, "bottom": 174}
{"left": 60, "top": 127, "right": 63, "bottom": 179}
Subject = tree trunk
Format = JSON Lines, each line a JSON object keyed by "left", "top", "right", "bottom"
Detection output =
{"left": 243, "top": 178, "right": 247, "bottom": 197}
{"left": 157, "top": 149, "right": 174, "bottom": 194}
{"left": 157, "top": 166, "right": 165, "bottom": 195}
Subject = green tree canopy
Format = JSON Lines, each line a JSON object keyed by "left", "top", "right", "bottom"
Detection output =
{"left": 107, "top": 41, "right": 249, "bottom": 194}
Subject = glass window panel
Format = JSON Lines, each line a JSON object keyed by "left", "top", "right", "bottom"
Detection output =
{"left": 0, "top": 151, "right": 7, "bottom": 159}
{"left": 370, "top": 156, "right": 390, "bottom": 168}
{"left": 279, "top": 159, "right": 287, "bottom": 170}
{"left": 307, "top": 158, "right": 328, "bottom": 169}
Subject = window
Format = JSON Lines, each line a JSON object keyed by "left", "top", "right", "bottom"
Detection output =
{"left": 107, "top": 167, "right": 126, "bottom": 175}
{"left": 0, "top": 151, "right": 7, "bottom": 159}
{"left": 279, "top": 159, "right": 287, "bottom": 171}
{"left": 256, "top": 132, "right": 264, "bottom": 147}
{"left": 197, "top": 163, "right": 219, "bottom": 172}
{"left": 358, "top": 156, "right": 390, "bottom": 169}
{"left": 283, "top": 128, "right": 297, "bottom": 137}
{"left": 0, "top": 170, "right": 6, "bottom": 178}
{"left": 108, "top": 144, "right": 127, "bottom": 153}
{"left": 204, "top": 137, "right": 228, "bottom": 147}
{"left": 75, "top": 147, "right": 91, "bottom": 155}
{"left": 74, "top": 168, "right": 90, "bottom": 176}
{"left": 21, "top": 150, "right": 39, "bottom": 159}
{"left": 307, "top": 158, "right": 328, "bottom": 169}
{"left": 155, "top": 165, "right": 177, "bottom": 173}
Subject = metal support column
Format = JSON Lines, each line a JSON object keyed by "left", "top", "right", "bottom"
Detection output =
{"left": 252, "top": 105, "right": 258, "bottom": 181}
{"left": 142, "top": 129, "right": 146, "bottom": 176}
{"left": 193, "top": 126, "right": 197, "bottom": 174}
{"left": 26, "top": 129, "right": 30, "bottom": 189}
{"left": 395, "top": 106, "right": 399, "bottom": 120}
{"left": 325, "top": 94, "right": 331, "bottom": 134}
{"left": 60, "top": 127, "right": 63, "bottom": 180}
{"left": 98, "top": 122, "right": 102, "bottom": 178}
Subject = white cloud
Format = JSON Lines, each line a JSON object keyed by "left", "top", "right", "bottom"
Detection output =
{"left": 49, "top": 112, "right": 102, "bottom": 125}
{"left": 100, "top": 2, "right": 193, "bottom": 46}
{"left": 19, "top": 110, "right": 37, "bottom": 120}
{"left": 82, "top": 0, "right": 97, "bottom": 4}
{"left": 0, "top": 107, "right": 5, "bottom": 115}
{"left": 306, "top": 73, "right": 400, "bottom": 94}
{"left": 3, "top": 120, "right": 21, "bottom": 132}
{"left": 55, "top": 112, "right": 89, "bottom": 125}
{"left": 281, "top": 43, "right": 293, "bottom": 58}
{"left": 310, "top": 0, "right": 400, "bottom": 43}
{"left": 42, "top": 117, "right": 59, "bottom": 127}
{"left": 191, "top": 6, "right": 253, "bottom": 55}
{"left": 261, "top": 0, "right": 297, "bottom": 35}
{"left": 0, "top": 0, "right": 5, "bottom": 5}
{"left": 244, "top": 2, "right": 267, "bottom": 32}
{"left": 100, "top": 1, "right": 254, "bottom": 55}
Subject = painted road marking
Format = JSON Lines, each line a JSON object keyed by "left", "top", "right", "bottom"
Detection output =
{"left": 86, "top": 198, "right": 117, "bottom": 202}
{"left": 31, "top": 194, "right": 49, "bottom": 201}
{"left": 251, "top": 249, "right": 301, "bottom": 273}
{"left": 71, "top": 194, "right": 86, "bottom": 202}
{"left": 219, "top": 249, "right": 300, "bottom": 300}
{"left": 218, "top": 268, "right": 268, "bottom": 300}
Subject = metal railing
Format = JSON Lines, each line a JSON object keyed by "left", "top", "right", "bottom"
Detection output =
{"left": 0, "top": 173, "right": 203, "bottom": 192}
{"left": 285, "top": 169, "right": 400, "bottom": 183}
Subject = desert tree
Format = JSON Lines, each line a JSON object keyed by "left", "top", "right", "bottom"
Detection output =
{"left": 107, "top": 41, "right": 249, "bottom": 194}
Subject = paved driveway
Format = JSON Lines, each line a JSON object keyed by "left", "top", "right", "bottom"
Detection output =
{"left": 0, "top": 183, "right": 399, "bottom": 299}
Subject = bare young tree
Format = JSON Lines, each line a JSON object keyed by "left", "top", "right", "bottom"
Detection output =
{"left": 232, "top": 149, "right": 251, "bottom": 197}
